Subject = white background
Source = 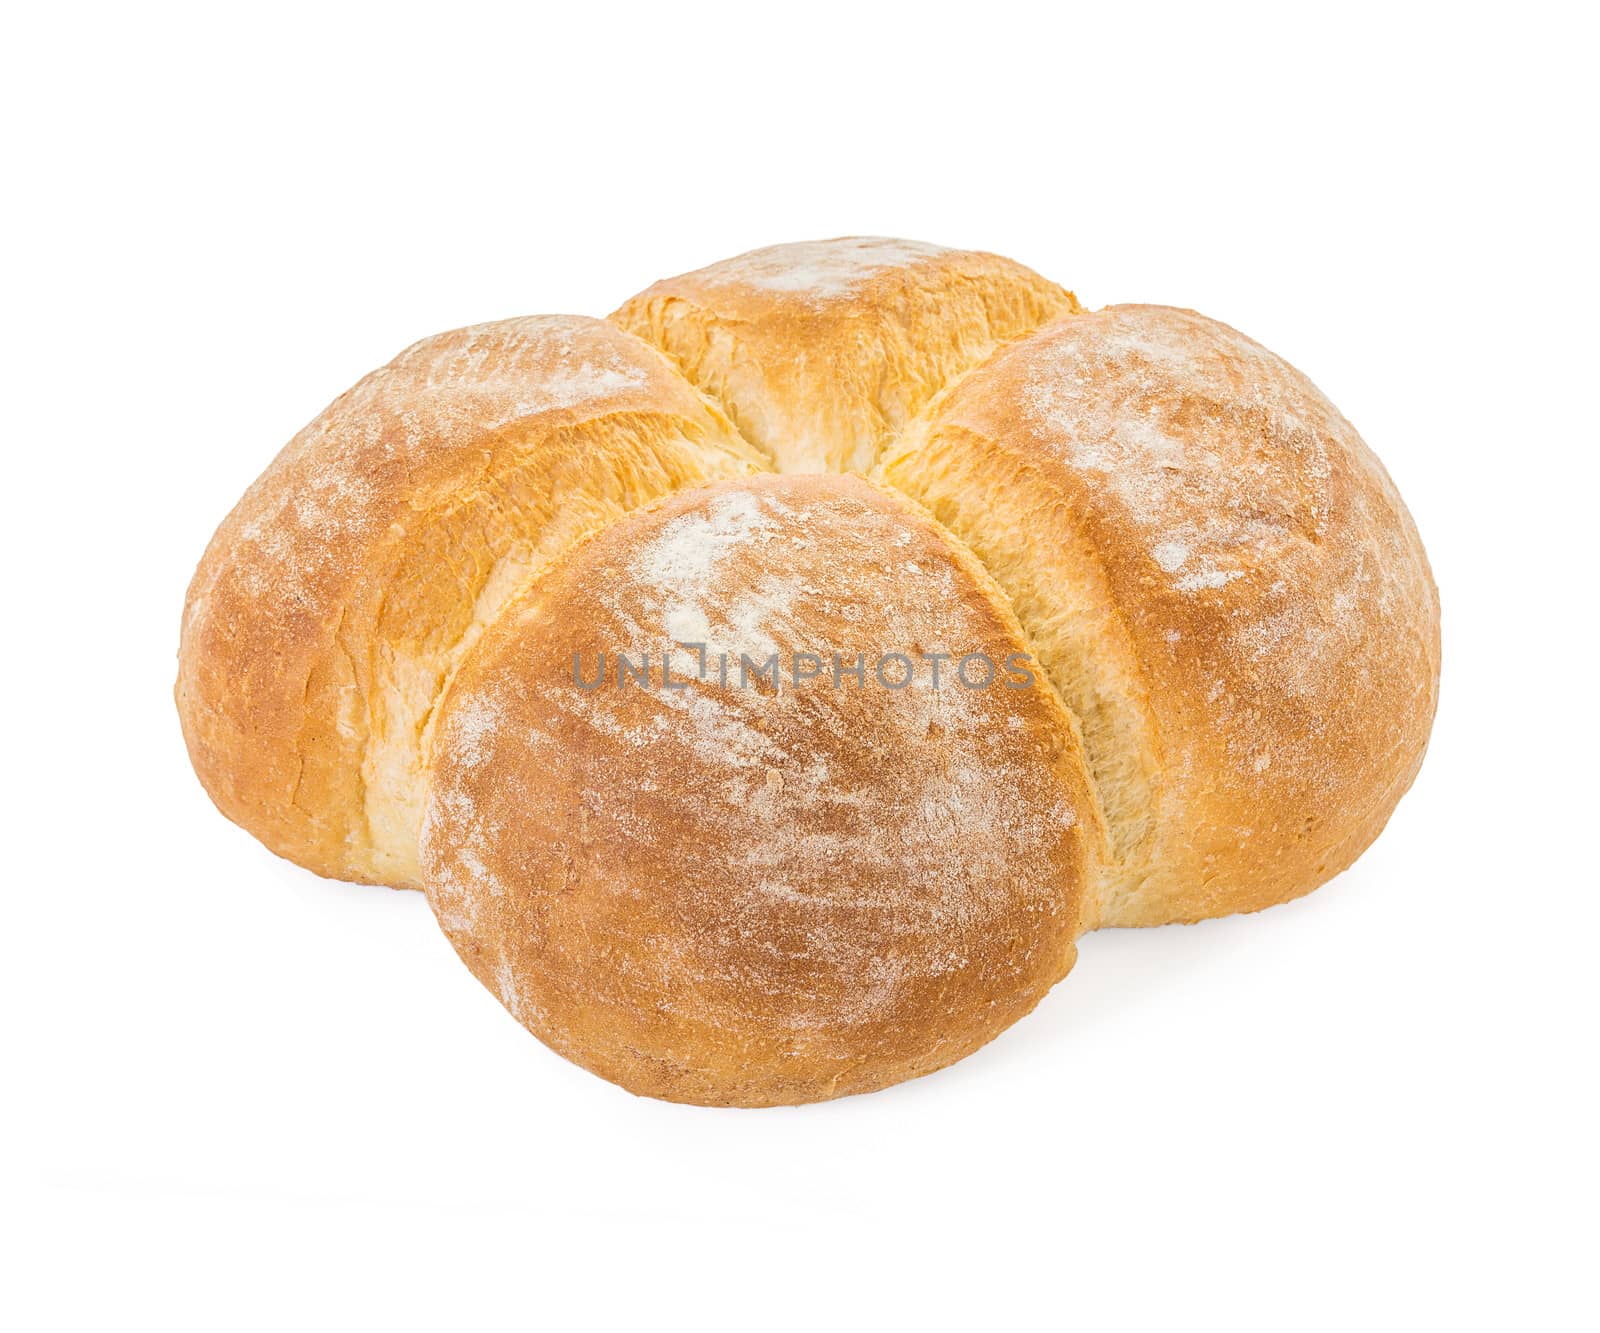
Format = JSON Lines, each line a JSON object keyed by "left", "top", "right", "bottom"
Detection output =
{"left": 5, "top": 4, "right": 1595, "bottom": 1328}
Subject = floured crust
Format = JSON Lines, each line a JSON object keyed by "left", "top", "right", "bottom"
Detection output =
{"left": 179, "top": 238, "right": 1442, "bottom": 1106}
{"left": 611, "top": 237, "right": 1079, "bottom": 473}
{"left": 176, "top": 315, "right": 763, "bottom": 886}
{"left": 881, "top": 305, "right": 1441, "bottom": 925}
{"left": 421, "top": 474, "right": 1097, "bottom": 1106}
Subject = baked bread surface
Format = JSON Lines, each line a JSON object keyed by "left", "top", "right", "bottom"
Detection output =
{"left": 179, "top": 238, "right": 1439, "bottom": 1105}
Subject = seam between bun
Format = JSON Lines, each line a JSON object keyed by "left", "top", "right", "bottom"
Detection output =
{"left": 867, "top": 310, "right": 1164, "bottom": 930}
{"left": 619, "top": 320, "right": 778, "bottom": 471}
{"left": 407, "top": 407, "right": 768, "bottom": 764}
{"left": 607, "top": 298, "right": 776, "bottom": 467}
{"left": 861, "top": 469, "right": 1113, "bottom": 933}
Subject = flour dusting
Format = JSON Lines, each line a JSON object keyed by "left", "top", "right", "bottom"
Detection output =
{"left": 696, "top": 237, "right": 949, "bottom": 304}
{"left": 424, "top": 475, "right": 1091, "bottom": 1058}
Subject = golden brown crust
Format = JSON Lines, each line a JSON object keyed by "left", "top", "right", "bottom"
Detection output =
{"left": 880, "top": 305, "right": 1441, "bottom": 925}
{"left": 611, "top": 237, "right": 1079, "bottom": 473}
{"left": 421, "top": 474, "right": 1097, "bottom": 1106}
{"left": 179, "top": 239, "right": 1441, "bottom": 1106}
{"left": 176, "top": 315, "right": 762, "bottom": 886}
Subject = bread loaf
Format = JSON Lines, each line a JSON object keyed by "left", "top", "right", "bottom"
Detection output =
{"left": 177, "top": 238, "right": 1439, "bottom": 1105}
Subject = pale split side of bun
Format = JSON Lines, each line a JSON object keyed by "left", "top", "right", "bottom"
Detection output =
{"left": 176, "top": 315, "right": 764, "bottom": 887}
{"left": 420, "top": 473, "right": 1099, "bottom": 1107}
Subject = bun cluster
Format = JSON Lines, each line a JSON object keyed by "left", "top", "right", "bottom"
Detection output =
{"left": 178, "top": 239, "right": 1439, "bottom": 1105}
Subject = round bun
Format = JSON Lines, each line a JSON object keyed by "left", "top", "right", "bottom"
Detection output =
{"left": 881, "top": 304, "right": 1440, "bottom": 925}
{"left": 422, "top": 473, "right": 1097, "bottom": 1106}
{"left": 612, "top": 238, "right": 1077, "bottom": 473}
{"left": 177, "top": 315, "right": 761, "bottom": 886}
{"left": 179, "top": 237, "right": 1440, "bottom": 1105}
